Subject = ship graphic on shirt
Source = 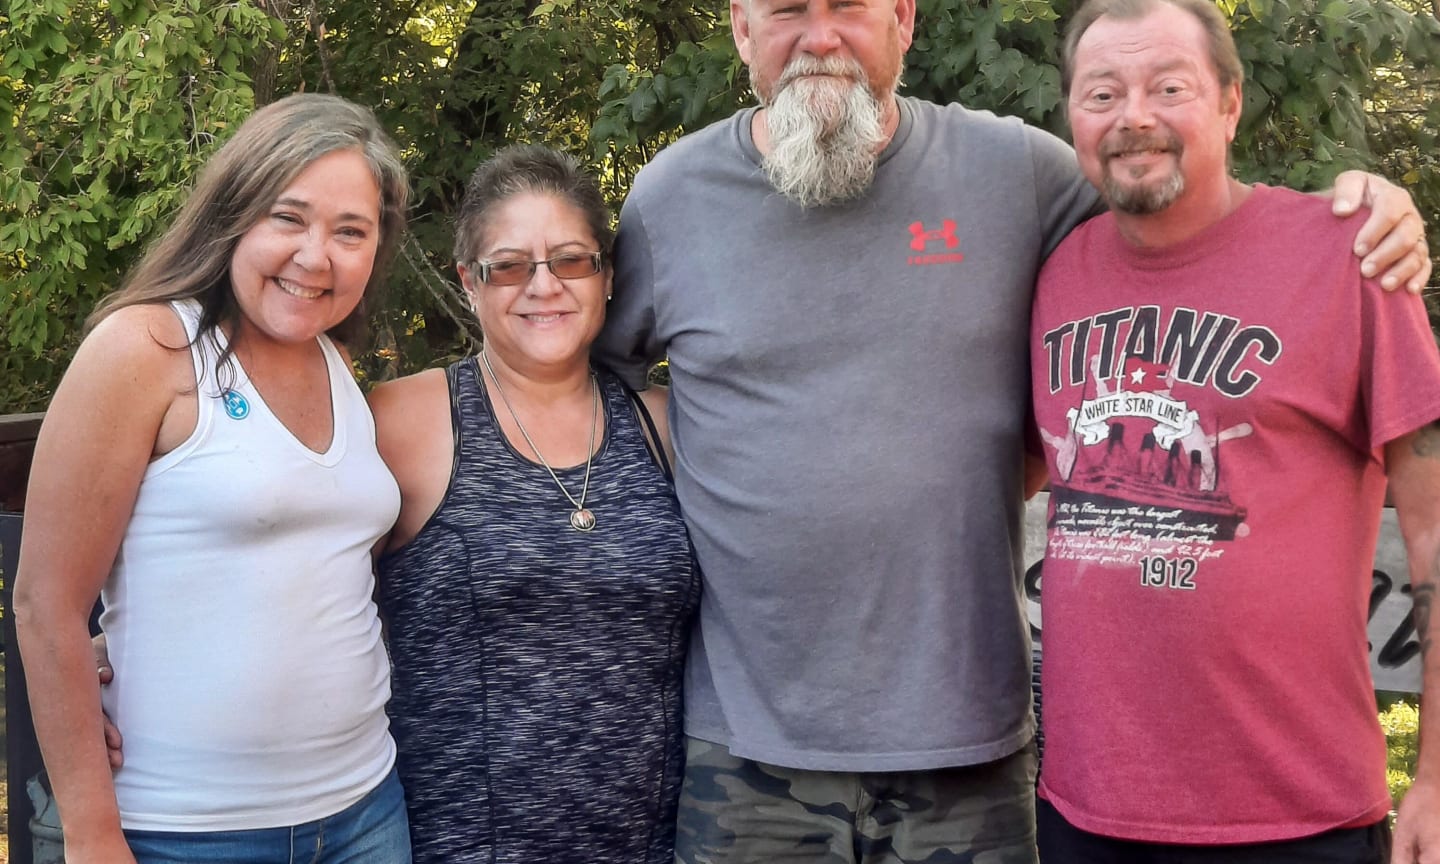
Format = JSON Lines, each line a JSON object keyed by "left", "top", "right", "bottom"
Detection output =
{"left": 1042, "top": 354, "right": 1252, "bottom": 553}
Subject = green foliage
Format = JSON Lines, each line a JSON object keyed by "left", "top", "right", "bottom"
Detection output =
{"left": 592, "top": 30, "right": 747, "bottom": 172}
{"left": 1229, "top": 0, "right": 1440, "bottom": 200}
{"left": 905, "top": 0, "right": 1071, "bottom": 136}
{"left": 0, "top": 0, "right": 275, "bottom": 411}
{"left": 1, "top": 0, "right": 1437, "bottom": 410}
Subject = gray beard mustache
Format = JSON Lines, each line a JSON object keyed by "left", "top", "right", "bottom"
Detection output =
{"left": 761, "top": 66, "right": 887, "bottom": 209}
{"left": 1101, "top": 136, "right": 1185, "bottom": 215}
{"left": 1105, "top": 169, "right": 1185, "bottom": 215}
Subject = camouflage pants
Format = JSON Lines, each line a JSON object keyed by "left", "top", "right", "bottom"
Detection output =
{"left": 675, "top": 737, "right": 1039, "bottom": 864}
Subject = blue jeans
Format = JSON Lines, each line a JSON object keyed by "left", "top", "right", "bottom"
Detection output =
{"left": 125, "top": 768, "right": 411, "bottom": 863}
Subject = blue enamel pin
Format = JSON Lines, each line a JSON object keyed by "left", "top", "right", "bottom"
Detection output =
{"left": 221, "top": 390, "right": 250, "bottom": 420}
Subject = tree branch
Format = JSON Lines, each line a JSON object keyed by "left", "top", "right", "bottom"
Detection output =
{"left": 309, "top": 0, "right": 338, "bottom": 95}
{"left": 400, "top": 235, "right": 481, "bottom": 354}
{"left": 247, "top": 0, "right": 296, "bottom": 106}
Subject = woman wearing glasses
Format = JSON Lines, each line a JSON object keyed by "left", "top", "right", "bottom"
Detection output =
{"left": 367, "top": 144, "right": 699, "bottom": 863}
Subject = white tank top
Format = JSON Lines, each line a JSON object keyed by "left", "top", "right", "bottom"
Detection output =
{"left": 101, "top": 300, "right": 400, "bottom": 831}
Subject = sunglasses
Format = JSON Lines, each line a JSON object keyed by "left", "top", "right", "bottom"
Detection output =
{"left": 473, "top": 251, "right": 604, "bottom": 287}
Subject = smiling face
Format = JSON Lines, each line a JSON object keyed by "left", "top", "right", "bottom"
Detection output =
{"left": 228, "top": 149, "right": 382, "bottom": 348}
{"left": 1066, "top": 3, "right": 1241, "bottom": 220}
{"left": 459, "top": 192, "right": 612, "bottom": 378}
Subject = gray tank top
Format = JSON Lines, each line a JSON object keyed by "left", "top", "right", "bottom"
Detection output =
{"left": 378, "top": 358, "right": 699, "bottom": 863}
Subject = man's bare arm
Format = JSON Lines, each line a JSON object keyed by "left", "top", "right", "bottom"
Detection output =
{"left": 1385, "top": 421, "right": 1440, "bottom": 863}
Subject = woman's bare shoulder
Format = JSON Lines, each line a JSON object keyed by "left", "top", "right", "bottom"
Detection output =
{"left": 369, "top": 366, "right": 453, "bottom": 465}
{"left": 369, "top": 366, "right": 450, "bottom": 420}
{"left": 59, "top": 304, "right": 198, "bottom": 408}
{"left": 84, "top": 303, "right": 192, "bottom": 363}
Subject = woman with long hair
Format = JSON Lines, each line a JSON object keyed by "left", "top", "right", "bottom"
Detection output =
{"left": 15, "top": 93, "right": 412, "bottom": 864}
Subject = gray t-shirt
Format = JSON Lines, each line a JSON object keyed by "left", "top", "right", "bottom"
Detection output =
{"left": 594, "top": 96, "right": 1101, "bottom": 772}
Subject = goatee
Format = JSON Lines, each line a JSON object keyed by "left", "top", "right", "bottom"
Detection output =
{"left": 761, "top": 56, "right": 889, "bottom": 209}
{"left": 1101, "top": 133, "right": 1185, "bottom": 215}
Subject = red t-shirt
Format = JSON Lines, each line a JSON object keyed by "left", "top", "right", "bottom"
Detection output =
{"left": 1030, "top": 185, "right": 1440, "bottom": 844}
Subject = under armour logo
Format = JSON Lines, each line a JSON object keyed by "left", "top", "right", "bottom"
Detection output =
{"left": 908, "top": 220, "right": 959, "bottom": 252}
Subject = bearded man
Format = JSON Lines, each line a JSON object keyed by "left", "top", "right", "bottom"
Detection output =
{"left": 1029, "top": 1, "right": 1440, "bottom": 861}
{"left": 592, "top": 1, "right": 1431, "bottom": 860}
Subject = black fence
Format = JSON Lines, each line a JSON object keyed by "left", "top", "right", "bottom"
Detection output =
{"left": 2, "top": 511, "right": 45, "bottom": 864}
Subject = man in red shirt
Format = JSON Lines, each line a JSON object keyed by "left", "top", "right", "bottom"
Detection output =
{"left": 1030, "top": 1, "right": 1440, "bottom": 862}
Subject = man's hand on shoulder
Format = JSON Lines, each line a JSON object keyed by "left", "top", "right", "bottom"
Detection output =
{"left": 1331, "top": 170, "right": 1432, "bottom": 294}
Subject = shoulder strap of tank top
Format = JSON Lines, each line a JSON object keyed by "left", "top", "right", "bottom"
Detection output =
{"left": 445, "top": 360, "right": 468, "bottom": 468}
{"left": 622, "top": 381, "right": 673, "bottom": 485}
{"left": 169, "top": 299, "right": 219, "bottom": 399}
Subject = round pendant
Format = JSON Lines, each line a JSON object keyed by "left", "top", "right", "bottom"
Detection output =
{"left": 569, "top": 508, "right": 596, "bottom": 532}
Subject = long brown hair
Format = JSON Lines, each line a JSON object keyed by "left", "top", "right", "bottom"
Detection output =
{"left": 88, "top": 93, "right": 409, "bottom": 366}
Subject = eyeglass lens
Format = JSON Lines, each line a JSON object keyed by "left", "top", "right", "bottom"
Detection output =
{"left": 484, "top": 252, "right": 600, "bottom": 286}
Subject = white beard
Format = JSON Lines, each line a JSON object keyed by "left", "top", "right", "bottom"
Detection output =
{"left": 760, "top": 56, "right": 888, "bottom": 209}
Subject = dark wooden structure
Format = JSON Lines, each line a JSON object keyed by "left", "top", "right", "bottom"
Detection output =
{"left": 0, "top": 413, "right": 41, "bottom": 512}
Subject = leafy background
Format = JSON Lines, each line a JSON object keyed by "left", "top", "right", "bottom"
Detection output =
{"left": 2, "top": 0, "right": 1437, "bottom": 412}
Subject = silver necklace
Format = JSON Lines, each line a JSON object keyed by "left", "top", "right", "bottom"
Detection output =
{"left": 478, "top": 350, "right": 599, "bottom": 532}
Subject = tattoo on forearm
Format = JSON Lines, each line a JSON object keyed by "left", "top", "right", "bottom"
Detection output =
{"left": 1410, "top": 422, "right": 1440, "bottom": 460}
{"left": 1415, "top": 582, "right": 1436, "bottom": 660}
